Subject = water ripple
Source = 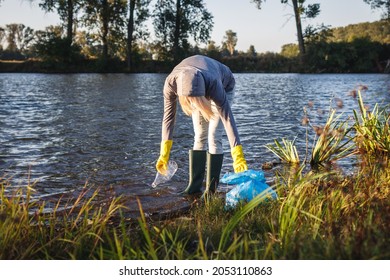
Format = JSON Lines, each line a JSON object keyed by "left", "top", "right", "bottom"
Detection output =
{"left": 1, "top": 73, "right": 389, "bottom": 202}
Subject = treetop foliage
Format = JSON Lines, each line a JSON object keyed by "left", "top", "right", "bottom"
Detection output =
{"left": 0, "top": 1, "right": 388, "bottom": 73}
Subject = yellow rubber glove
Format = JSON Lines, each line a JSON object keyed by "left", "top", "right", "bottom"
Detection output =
{"left": 156, "top": 140, "right": 173, "bottom": 175}
{"left": 231, "top": 145, "right": 248, "bottom": 173}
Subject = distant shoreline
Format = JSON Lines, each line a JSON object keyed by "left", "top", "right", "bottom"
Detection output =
{"left": 0, "top": 59, "right": 173, "bottom": 74}
{"left": 0, "top": 58, "right": 388, "bottom": 74}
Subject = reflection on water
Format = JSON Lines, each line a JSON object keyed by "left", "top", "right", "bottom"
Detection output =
{"left": 0, "top": 73, "right": 389, "bottom": 214}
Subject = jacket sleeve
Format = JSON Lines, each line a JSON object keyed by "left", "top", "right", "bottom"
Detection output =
{"left": 211, "top": 80, "right": 241, "bottom": 148}
{"left": 161, "top": 77, "right": 177, "bottom": 141}
{"left": 221, "top": 65, "right": 235, "bottom": 93}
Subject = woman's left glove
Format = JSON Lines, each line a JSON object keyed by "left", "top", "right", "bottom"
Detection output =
{"left": 231, "top": 145, "right": 248, "bottom": 173}
{"left": 156, "top": 140, "right": 173, "bottom": 175}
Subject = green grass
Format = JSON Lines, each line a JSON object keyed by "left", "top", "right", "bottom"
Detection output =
{"left": 1, "top": 154, "right": 389, "bottom": 260}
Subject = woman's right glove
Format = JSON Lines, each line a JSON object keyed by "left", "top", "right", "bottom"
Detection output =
{"left": 156, "top": 140, "right": 173, "bottom": 175}
{"left": 231, "top": 144, "right": 248, "bottom": 173}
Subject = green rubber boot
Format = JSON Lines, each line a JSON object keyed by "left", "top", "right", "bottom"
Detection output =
{"left": 183, "top": 150, "right": 207, "bottom": 194}
{"left": 205, "top": 153, "right": 224, "bottom": 194}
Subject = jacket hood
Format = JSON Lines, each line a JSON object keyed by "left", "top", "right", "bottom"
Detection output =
{"left": 176, "top": 68, "right": 205, "bottom": 97}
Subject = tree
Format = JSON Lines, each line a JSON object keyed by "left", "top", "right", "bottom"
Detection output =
{"left": 329, "top": 20, "right": 390, "bottom": 44}
{"left": 204, "top": 40, "right": 220, "bottom": 59}
{"left": 38, "top": 0, "right": 82, "bottom": 58}
{"left": 281, "top": 43, "right": 299, "bottom": 58}
{"left": 3, "top": 24, "right": 35, "bottom": 57}
{"left": 153, "top": 0, "right": 213, "bottom": 62}
{"left": 82, "top": 0, "right": 127, "bottom": 65}
{"left": 251, "top": 0, "right": 321, "bottom": 56}
{"left": 222, "top": 29, "right": 237, "bottom": 56}
{"left": 0, "top": 27, "right": 5, "bottom": 52}
{"left": 126, "top": 0, "right": 151, "bottom": 70}
{"left": 363, "top": 0, "right": 390, "bottom": 20}
{"left": 303, "top": 23, "right": 332, "bottom": 44}
{"left": 247, "top": 45, "right": 257, "bottom": 57}
{"left": 34, "top": 25, "right": 82, "bottom": 63}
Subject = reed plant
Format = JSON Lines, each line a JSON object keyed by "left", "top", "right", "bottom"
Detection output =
{"left": 310, "top": 109, "right": 356, "bottom": 166}
{"left": 265, "top": 138, "right": 300, "bottom": 164}
{"left": 353, "top": 90, "right": 390, "bottom": 156}
{"left": 265, "top": 107, "right": 355, "bottom": 167}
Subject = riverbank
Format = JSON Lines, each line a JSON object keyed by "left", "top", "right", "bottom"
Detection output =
{"left": 1, "top": 153, "right": 389, "bottom": 260}
{"left": 1, "top": 57, "right": 388, "bottom": 74}
{"left": 0, "top": 59, "right": 173, "bottom": 74}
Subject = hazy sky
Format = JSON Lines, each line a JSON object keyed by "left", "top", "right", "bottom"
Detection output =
{"left": 0, "top": 0, "right": 383, "bottom": 53}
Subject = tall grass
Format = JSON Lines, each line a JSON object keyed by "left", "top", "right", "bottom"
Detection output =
{"left": 1, "top": 156, "right": 389, "bottom": 260}
{"left": 0, "top": 180, "right": 125, "bottom": 259}
{"left": 353, "top": 90, "right": 390, "bottom": 156}
{"left": 217, "top": 189, "right": 277, "bottom": 257}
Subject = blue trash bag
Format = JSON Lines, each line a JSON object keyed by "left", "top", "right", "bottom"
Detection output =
{"left": 221, "top": 169, "right": 277, "bottom": 208}
{"left": 221, "top": 169, "right": 266, "bottom": 185}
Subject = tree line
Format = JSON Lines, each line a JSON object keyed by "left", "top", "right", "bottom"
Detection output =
{"left": 0, "top": 0, "right": 389, "bottom": 73}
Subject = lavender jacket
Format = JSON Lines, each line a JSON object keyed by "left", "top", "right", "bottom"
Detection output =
{"left": 161, "top": 55, "right": 241, "bottom": 148}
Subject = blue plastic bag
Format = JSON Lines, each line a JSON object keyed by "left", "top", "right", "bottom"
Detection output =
{"left": 221, "top": 169, "right": 277, "bottom": 208}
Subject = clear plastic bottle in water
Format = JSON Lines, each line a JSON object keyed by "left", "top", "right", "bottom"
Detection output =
{"left": 151, "top": 160, "right": 178, "bottom": 188}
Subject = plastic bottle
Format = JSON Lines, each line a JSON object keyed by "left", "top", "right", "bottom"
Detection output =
{"left": 151, "top": 160, "right": 178, "bottom": 188}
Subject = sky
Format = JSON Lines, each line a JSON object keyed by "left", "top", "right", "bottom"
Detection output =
{"left": 0, "top": 0, "right": 383, "bottom": 53}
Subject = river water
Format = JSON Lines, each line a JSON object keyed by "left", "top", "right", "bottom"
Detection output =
{"left": 1, "top": 73, "right": 389, "bottom": 216}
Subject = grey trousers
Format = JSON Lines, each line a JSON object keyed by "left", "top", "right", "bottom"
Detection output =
{"left": 192, "top": 90, "right": 235, "bottom": 154}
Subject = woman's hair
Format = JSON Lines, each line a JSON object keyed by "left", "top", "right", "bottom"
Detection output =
{"left": 178, "top": 95, "right": 214, "bottom": 121}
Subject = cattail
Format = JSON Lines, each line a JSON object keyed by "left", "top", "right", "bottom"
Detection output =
{"left": 313, "top": 125, "right": 324, "bottom": 136}
{"left": 301, "top": 116, "right": 309, "bottom": 126}
{"left": 358, "top": 85, "right": 368, "bottom": 91}
{"left": 349, "top": 90, "right": 357, "bottom": 98}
